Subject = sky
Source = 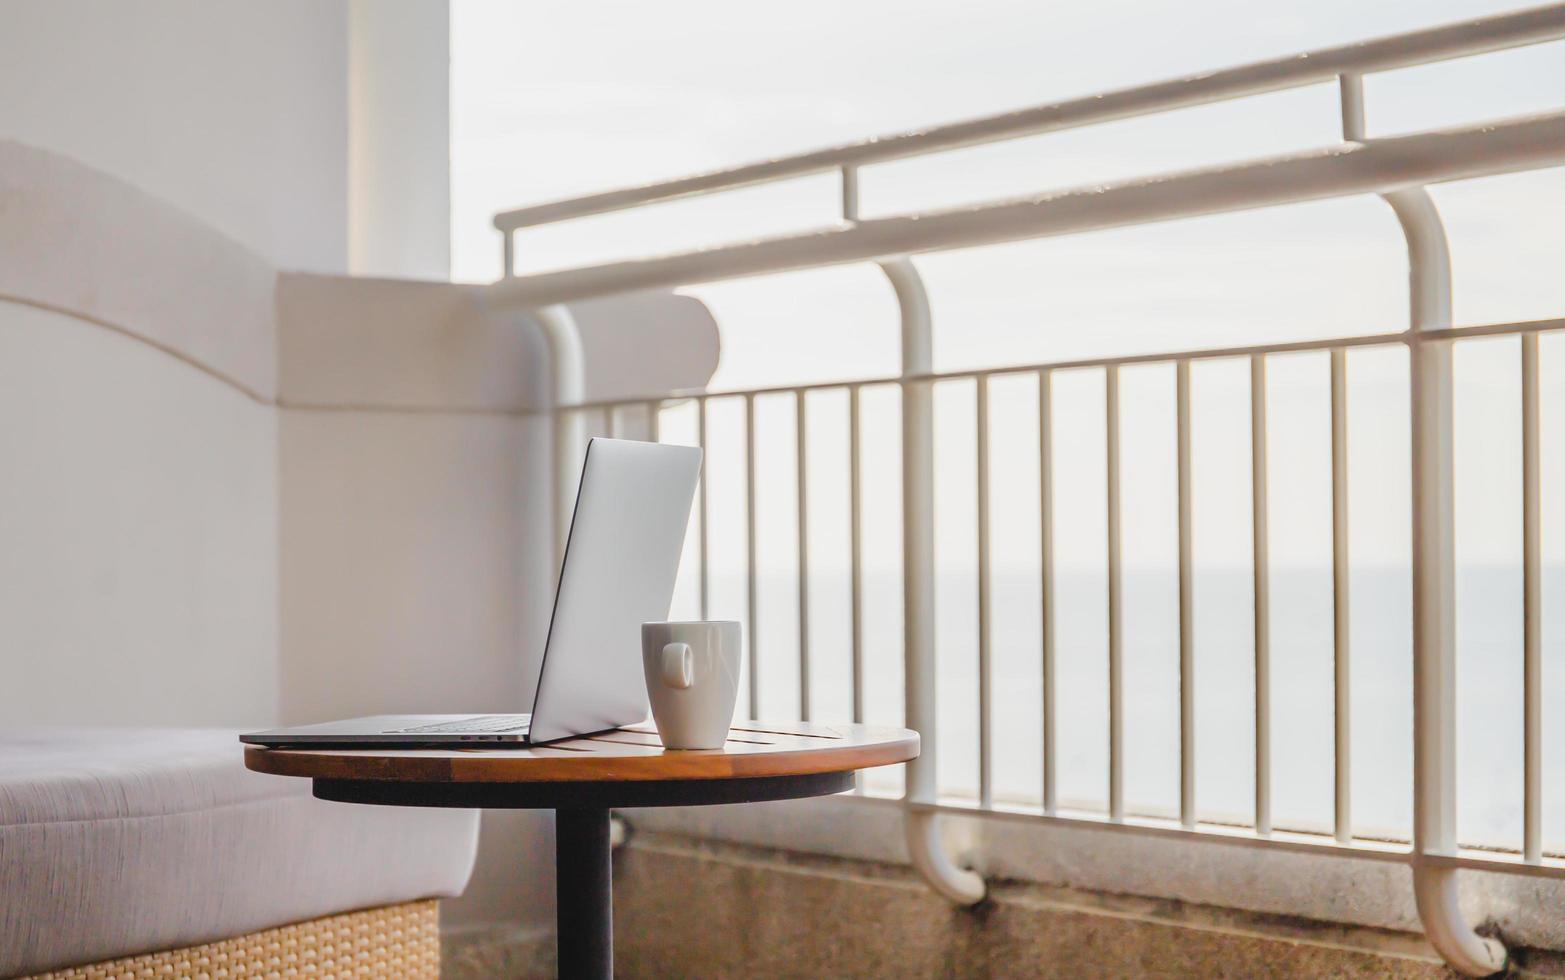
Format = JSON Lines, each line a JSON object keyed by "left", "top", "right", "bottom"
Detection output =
{"left": 449, "top": 2, "right": 1565, "bottom": 839}
{"left": 450, "top": 0, "right": 1565, "bottom": 559}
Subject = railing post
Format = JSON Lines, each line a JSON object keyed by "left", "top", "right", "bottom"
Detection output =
{"left": 880, "top": 256, "right": 986, "bottom": 906}
{"left": 1389, "top": 187, "right": 1507, "bottom": 976}
{"left": 536, "top": 304, "right": 586, "bottom": 570}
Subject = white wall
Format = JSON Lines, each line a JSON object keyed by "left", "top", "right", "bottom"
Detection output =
{"left": 0, "top": 303, "right": 280, "bottom": 727}
{"left": 0, "top": 0, "right": 359, "bottom": 728}
{"left": 0, "top": 0, "right": 454, "bottom": 279}
{"left": 0, "top": 2, "right": 718, "bottom": 937}
{"left": 0, "top": 1, "right": 452, "bottom": 730}
{"left": 0, "top": 0, "right": 351, "bottom": 273}
{"left": 274, "top": 274, "right": 555, "bottom": 731}
{"left": 0, "top": 133, "right": 286, "bottom": 727}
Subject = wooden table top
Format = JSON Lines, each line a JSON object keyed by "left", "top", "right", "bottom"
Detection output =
{"left": 243, "top": 721, "right": 917, "bottom": 785}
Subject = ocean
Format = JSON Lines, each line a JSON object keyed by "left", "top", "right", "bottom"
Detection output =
{"left": 685, "top": 563, "right": 1565, "bottom": 853}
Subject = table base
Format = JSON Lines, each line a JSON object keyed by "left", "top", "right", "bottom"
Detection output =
{"left": 311, "top": 770, "right": 857, "bottom": 979}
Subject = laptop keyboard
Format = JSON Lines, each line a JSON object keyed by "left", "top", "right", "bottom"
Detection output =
{"left": 394, "top": 715, "right": 532, "bottom": 734}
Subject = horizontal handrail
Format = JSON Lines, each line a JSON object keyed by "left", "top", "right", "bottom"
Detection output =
{"left": 550, "top": 314, "right": 1565, "bottom": 413}
{"left": 489, "top": 110, "right": 1565, "bottom": 306}
{"left": 492, "top": 3, "right": 1565, "bottom": 234}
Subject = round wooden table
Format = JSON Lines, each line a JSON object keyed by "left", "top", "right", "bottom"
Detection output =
{"left": 244, "top": 721, "right": 917, "bottom": 979}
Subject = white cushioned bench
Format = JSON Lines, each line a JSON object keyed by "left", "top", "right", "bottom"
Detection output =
{"left": 0, "top": 729, "right": 478, "bottom": 977}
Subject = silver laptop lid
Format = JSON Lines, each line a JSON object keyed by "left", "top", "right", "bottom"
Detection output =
{"left": 527, "top": 438, "right": 702, "bottom": 743}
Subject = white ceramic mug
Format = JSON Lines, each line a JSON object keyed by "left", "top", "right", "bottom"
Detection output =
{"left": 640, "top": 621, "right": 741, "bottom": 750}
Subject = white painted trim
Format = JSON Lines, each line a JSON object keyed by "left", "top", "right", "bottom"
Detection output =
{"left": 0, "top": 140, "right": 277, "bottom": 401}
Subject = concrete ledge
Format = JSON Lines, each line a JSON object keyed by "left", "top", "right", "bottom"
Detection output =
{"left": 440, "top": 829, "right": 1565, "bottom": 977}
{"left": 613, "top": 830, "right": 1462, "bottom": 978}
{"left": 629, "top": 792, "right": 1565, "bottom": 954}
{"left": 442, "top": 923, "right": 554, "bottom": 980}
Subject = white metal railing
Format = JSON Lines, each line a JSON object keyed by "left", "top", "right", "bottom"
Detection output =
{"left": 487, "top": 6, "right": 1565, "bottom": 974}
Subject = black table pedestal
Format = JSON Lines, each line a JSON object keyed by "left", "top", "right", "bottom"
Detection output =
{"left": 555, "top": 807, "right": 612, "bottom": 980}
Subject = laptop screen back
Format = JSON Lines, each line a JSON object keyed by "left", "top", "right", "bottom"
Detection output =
{"left": 526, "top": 438, "right": 702, "bottom": 743}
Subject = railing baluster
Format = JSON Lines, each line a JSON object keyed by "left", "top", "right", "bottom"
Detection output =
{"left": 1524, "top": 332, "right": 1543, "bottom": 863}
{"left": 1338, "top": 72, "right": 1366, "bottom": 142}
{"left": 698, "top": 397, "right": 709, "bottom": 621}
{"left": 850, "top": 386, "right": 865, "bottom": 727}
{"left": 1331, "top": 348, "right": 1353, "bottom": 843}
{"left": 1107, "top": 365, "right": 1125, "bottom": 822}
{"left": 1252, "top": 355, "right": 1272, "bottom": 836}
{"left": 841, "top": 165, "right": 860, "bottom": 224}
{"left": 1040, "top": 370, "right": 1057, "bottom": 816}
{"left": 977, "top": 376, "right": 994, "bottom": 809}
{"left": 746, "top": 393, "right": 760, "bottom": 718}
{"left": 1177, "top": 359, "right": 1195, "bottom": 830}
{"left": 797, "top": 391, "right": 811, "bottom": 722}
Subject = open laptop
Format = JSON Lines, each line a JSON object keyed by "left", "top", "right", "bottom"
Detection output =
{"left": 241, "top": 437, "right": 702, "bottom": 747}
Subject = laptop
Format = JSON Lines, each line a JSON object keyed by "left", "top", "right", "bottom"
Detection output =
{"left": 241, "top": 437, "right": 702, "bottom": 747}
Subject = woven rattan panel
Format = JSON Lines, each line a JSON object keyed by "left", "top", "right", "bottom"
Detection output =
{"left": 22, "top": 899, "right": 439, "bottom": 980}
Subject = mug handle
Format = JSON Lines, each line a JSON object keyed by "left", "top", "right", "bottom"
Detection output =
{"left": 660, "top": 642, "right": 695, "bottom": 689}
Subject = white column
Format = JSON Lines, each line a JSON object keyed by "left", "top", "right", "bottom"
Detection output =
{"left": 349, "top": 0, "right": 451, "bottom": 280}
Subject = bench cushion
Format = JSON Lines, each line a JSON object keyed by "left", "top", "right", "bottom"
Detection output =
{"left": 0, "top": 729, "right": 478, "bottom": 977}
